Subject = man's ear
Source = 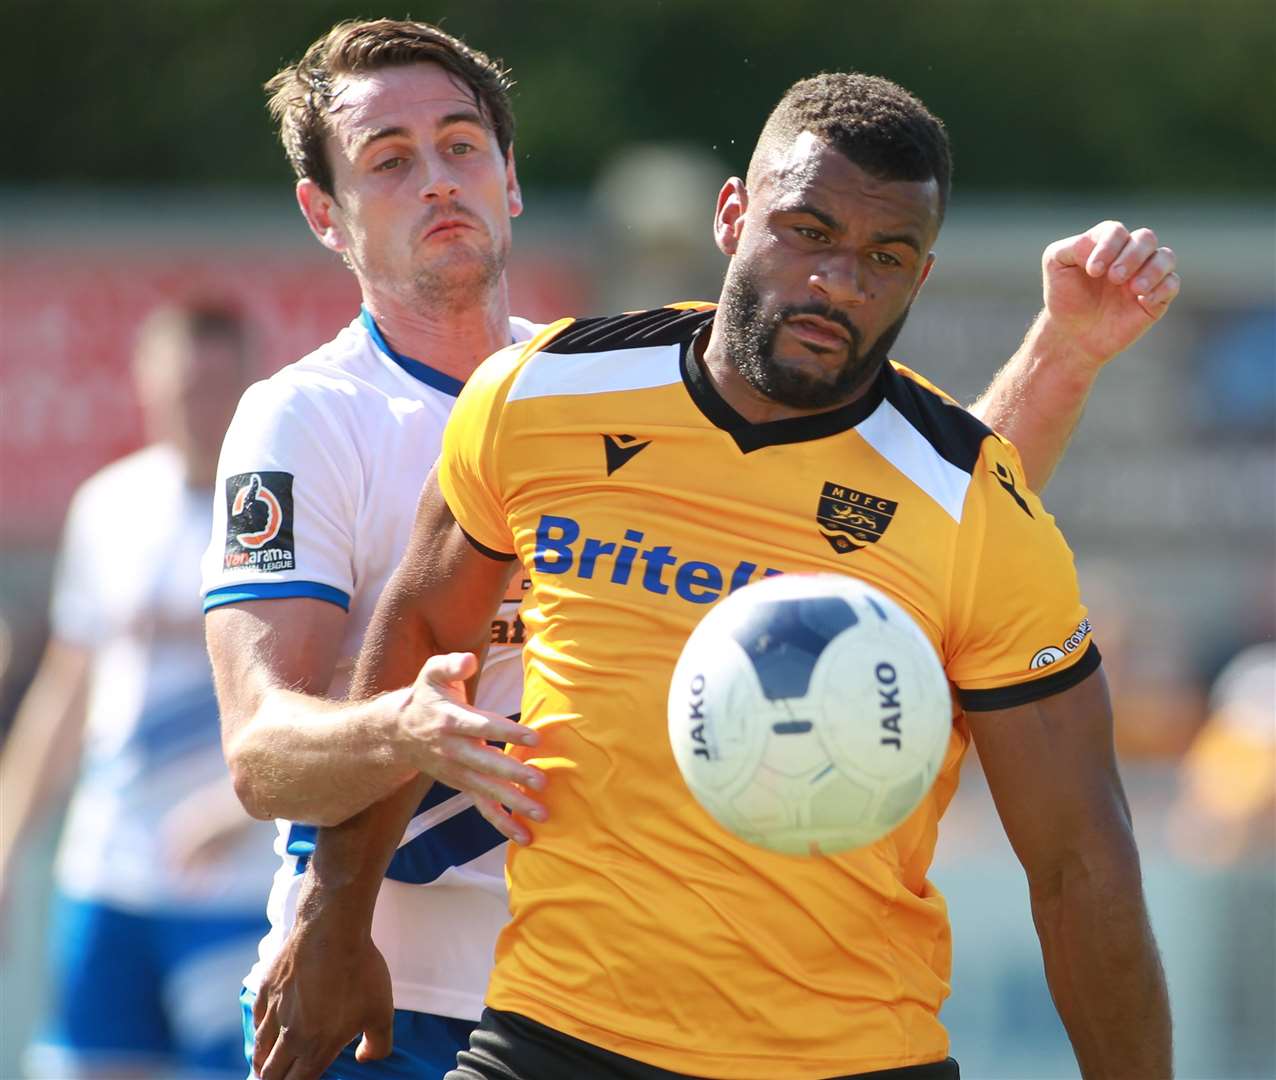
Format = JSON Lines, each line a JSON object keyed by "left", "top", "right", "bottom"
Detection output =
{"left": 296, "top": 178, "right": 347, "bottom": 256}
{"left": 505, "top": 145, "right": 524, "bottom": 220}
{"left": 910, "top": 252, "right": 937, "bottom": 302}
{"left": 713, "top": 177, "right": 748, "bottom": 257}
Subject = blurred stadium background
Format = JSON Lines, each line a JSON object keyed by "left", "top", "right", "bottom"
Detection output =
{"left": 1, "top": 1, "right": 1272, "bottom": 1076}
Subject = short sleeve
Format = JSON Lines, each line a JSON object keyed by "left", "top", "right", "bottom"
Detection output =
{"left": 946, "top": 435, "right": 1099, "bottom": 711}
{"left": 436, "top": 343, "right": 525, "bottom": 560}
{"left": 49, "top": 478, "right": 108, "bottom": 647}
{"left": 201, "top": 377, "right": 359, "bottom": 612}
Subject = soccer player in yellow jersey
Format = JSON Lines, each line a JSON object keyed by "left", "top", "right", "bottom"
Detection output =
{"left": 280, "top": 74, "right": 1176, "bottom": 1079}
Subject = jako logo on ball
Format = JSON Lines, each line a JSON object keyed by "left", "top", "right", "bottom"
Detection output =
{"left": 667, "top": 573, "right": 951, "bottom": 857}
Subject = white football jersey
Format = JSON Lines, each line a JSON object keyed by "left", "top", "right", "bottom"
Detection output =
{"left": 201, "top": 310, "right": 539, "bottom": 1020}
{"left": 51, "top": 444, "right": 278, "bottom": 913}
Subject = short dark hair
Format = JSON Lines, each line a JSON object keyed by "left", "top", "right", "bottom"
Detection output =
{"left": 133, "top": 300, "right": 251, "bottom": 382}
{"left": 265, "top": 18, "right": 515, "bottom": 196}
{"left": 136, "top": 299, "right": 248, "bottom": 349}
{"left": 749, "top": 73, "right": 951, "bottom": 223}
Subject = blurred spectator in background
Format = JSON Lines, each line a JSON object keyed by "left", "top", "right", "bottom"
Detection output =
{"left": 0, "top": 302, "right": 278, "bottom": 1079}
{"left": 1077, "top": 558, "right": 1206, "bottom": 760}
{"left": 1168, "top": 641, "right": 1276, "bottom": 867}
{"left": 1167, "top": 640, "right": 1276, "bottom": 1075}
{"left": 592, "top": 143, "right": 727, "bottom": 310}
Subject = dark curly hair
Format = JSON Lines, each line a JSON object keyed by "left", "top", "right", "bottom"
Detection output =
{"left": 265, "top": 19, "right": 515, "bottom": 197}
{"left": 748, "top": 73, "right": 951, "bottom": 223}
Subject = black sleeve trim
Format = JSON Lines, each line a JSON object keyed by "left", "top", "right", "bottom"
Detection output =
{"left": 958, "top": 641, "right": 1102, "bottom": 712}
{"left": 459, "top": 525, "right": 516, "bottom": 562}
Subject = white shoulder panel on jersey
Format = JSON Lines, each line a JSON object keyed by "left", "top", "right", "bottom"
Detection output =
{"left": 506, "top": 342, "right": 683, "bottom": 404}
{"left": 856, "top": 398, "right": 972, "bottom": 524}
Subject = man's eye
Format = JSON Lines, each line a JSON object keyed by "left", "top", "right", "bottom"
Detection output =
{"left": 450, "top": 142, "right": 476, "bottom": 156}
{"left": 373, "top": 156, "right": 405, "bottom": 172}
{"left": 795, "top": 226, "right": 827, "bottom": 243}
{"left": 871, "top": 251, "right": 902, "bottom": 267}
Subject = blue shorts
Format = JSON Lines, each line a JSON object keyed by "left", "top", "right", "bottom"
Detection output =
{"left": 29, "top": 891, "right": 266, "bottom": 1079}
{"left": 240, "top": 988, "right": 478, "bottom": 1080}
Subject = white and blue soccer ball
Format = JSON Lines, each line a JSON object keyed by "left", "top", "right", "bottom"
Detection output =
{"left": 667, "top": 573, "right": 952, "bottom": 857}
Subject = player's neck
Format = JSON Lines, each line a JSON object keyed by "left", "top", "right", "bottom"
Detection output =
{"left": 158, "top": 437, "right": 216, "bottom": 490}
{"left": 362, "top": 281, "right": 514, "bottom": 381}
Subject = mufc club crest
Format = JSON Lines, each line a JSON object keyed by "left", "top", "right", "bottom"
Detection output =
{"left": 816, "top": 481, "right": 898, "bottom": 554}
{"left": 224, "top": 471, "right": 295, "bottom": 572}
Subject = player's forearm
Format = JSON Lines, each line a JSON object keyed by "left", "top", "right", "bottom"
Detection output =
{"left": 297, "top": 583, "right": 453, "bottom": 897}
{"left": 0, "top": 653, "right": 88, "bottom": 877}
{"left": 226, "top": 574, "right": 450, "bottom": 824}
{"left": 309, "top": 773, "right": 432, "bottom": 906}
{"left": 286, "top": 773, "right": 433, "bottom": 959}
{"left": 1030, "top": 843, "right": 1173, "bottom": 1077}
{"left": 350, "top": 580, "right": 443, "bottom": 700}
{"left": 226, "top": 686, "right": 417, "bottom": 826}
{"left": 1, "top": 726, "right": 65, "bottom": 861}
{"left": 0, "top": 720, "right": 70, "bottom": 879}
{"left": 970, "top": 310, "right": 1104, "bottom": 491}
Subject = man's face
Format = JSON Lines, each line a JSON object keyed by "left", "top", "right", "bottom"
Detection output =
{"left": 306, "top": 62, "right": 522, "bottom": 311}
{"left": 716, "top": 133, "right": 940, "bottom": 410}
{"left": 136, "top": 332, "right": 246, "bottom": 477}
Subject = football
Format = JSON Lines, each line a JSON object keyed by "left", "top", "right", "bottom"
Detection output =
{"left": 667, "top": 573, "right": 952, "bottom": 856}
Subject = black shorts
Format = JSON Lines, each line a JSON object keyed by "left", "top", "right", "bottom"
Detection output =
{"left": 447, "top": 1008, "right": 960, "bottom": 1080}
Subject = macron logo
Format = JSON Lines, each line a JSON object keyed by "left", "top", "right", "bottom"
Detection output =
{"left": 603, "top": 434, "right": 651, "bottom": 475}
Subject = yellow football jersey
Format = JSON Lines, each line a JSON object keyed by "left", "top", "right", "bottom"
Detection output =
{"left": 438, "top": 305, "right": 1099, "bottom": 1078}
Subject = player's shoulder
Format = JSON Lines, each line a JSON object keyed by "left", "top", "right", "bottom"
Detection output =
{"left": 261, "top": 317, "right": 375, "bottom": 399}
{"left": 535, "top": 303, "right": 716, "bottom": 356}
{"left": 879, "top": 361, "right": 996, "bottom": 479}
{"left": 231, "top": 319, "right": 380, "bottom": 434}
{"left": 61, "top": 446, "right": 180, "bottom": 546}
{"left": 480, "top": 303, "right": 715, "bottom": 407}
{"left": 74, "top": 444, "right": 180, "bottom": 506}
{"left": 230, "top": 372, "right": 340, "bottom": 446}
{"left": 883, "top": 364, "right": 1049, "bottom": 535}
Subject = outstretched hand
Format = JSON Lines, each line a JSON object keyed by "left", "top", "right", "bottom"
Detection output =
{"left": 1040, "top": 220, "right": 1180, "bottom": 369}
{"left": 252, "top": 901, "right": 394, "bottom": 1080}
{"left": 398, "top": 651, "right": 548, "bottom": 846}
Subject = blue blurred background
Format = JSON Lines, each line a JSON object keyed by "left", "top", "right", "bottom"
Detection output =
{"left": 2, "top": 2, "right": 1273, "bottom": 1076}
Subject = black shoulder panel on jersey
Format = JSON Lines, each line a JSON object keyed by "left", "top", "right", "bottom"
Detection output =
{"left": 541, "top": 306, "right": 715, "bottom": 355}
{"left": 881, "top": 365, "right": 991, "bottom": 476}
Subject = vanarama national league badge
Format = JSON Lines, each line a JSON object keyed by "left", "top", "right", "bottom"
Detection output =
{"left": 224, "top": 471, "right": 295, "bottom": 572}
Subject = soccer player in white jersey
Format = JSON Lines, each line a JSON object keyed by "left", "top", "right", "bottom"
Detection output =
{"left": 205, "top": 19, "right": 1180, "bottom": 1080}
{"left": 0, "top": 302, "right": 278, "bottom": 1079}
{"left": 201, "top": 21, "right": 547, "bottom": 1080}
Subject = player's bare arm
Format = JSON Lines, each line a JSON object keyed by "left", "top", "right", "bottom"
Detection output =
{"left": 208, "top": 557, "right": 538, "bottom": 828}
{"left": 208, "top": 597, "right": 388, "bottom": 825}
{"left": 0, "top": 639, "right": 89, "bottom": 923}
{"left": 968, "top": 665, "right": 1173, "bottom": 1077}
{"left": 251, "top": 472, "right": 544, "bottom": 1080}
{"left": 972, "top": 220, "right": 1180, "bottom": 490}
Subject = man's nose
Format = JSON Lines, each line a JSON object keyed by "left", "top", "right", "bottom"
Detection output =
{"left": 418, "top": 157, "right": 461, "bottom": 202}
{"left": 808, "top": 256, "right": 868, "bottom": 307}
